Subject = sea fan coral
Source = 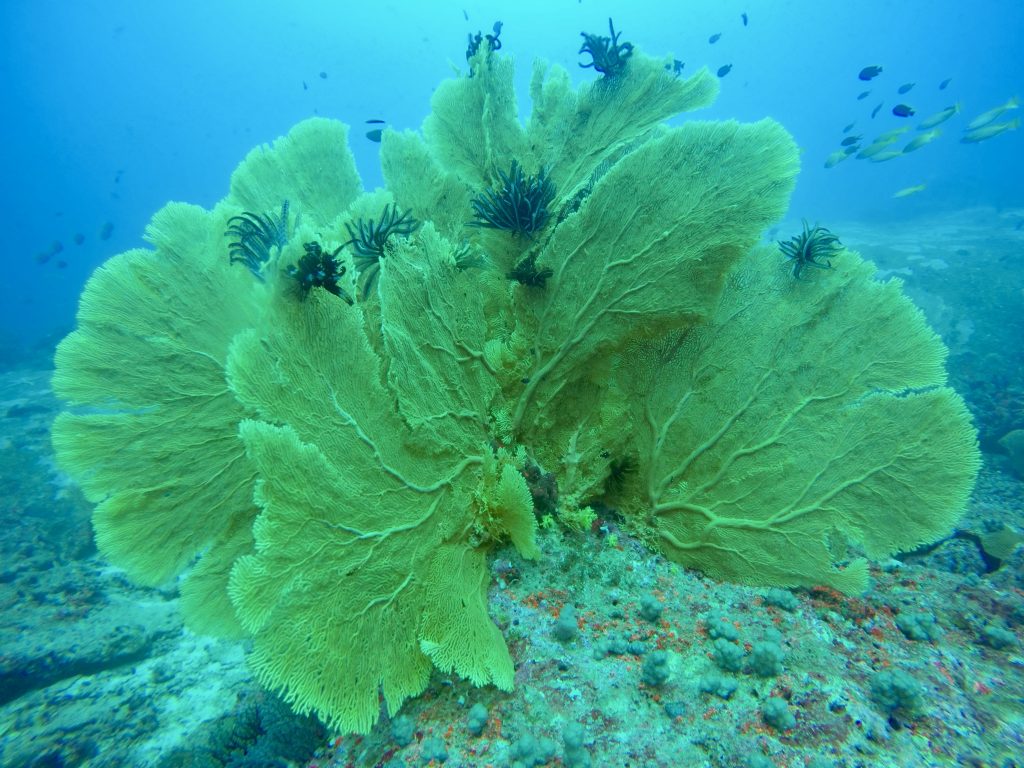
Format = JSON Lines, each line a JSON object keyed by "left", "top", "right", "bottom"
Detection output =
{"left": 51, "top": 47, "right": 979, "bottom": 738}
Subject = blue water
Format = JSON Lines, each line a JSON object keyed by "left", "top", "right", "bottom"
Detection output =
{"left": 1, "top": 0, "right": 1021, "bottom": 351}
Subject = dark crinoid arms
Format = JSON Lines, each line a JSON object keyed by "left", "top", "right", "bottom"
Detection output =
{"left": 470, "top": 161, "right": 556, "bottom": 237}
{"left": 225, "top": 201, "right": 290, "bottom": 277}
{"left": 285, "top": 241, "right": 353, "bottom": 305}
{"left": 466, "top": 20, "right": 503, "bottom": 67}
{"left": 508, "top": 252, "right": 553, "bottom": 288}
{"left": 579, "top": 18, "right": 634, "bottom": 78}
{"left": 343, "top": 204, "right": 419, "bottom": 298}
{"left": 778, "top": 220, "right": 843, "bottom": 279}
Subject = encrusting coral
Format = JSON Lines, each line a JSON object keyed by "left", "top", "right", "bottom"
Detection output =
{"left": 51, "top": 38, "right": 979, "bottom": 734}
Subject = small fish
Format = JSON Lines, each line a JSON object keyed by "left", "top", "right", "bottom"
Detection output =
{"left": 892, "top": 104, "right": 915, "bottom": 117}
{"left": 917, "top": 103, "right": 960, "bottom": 130}
{"left": 966, "top": 96, "right": 1019, "bottom": 130}
{"left": 717, "top": 64, "right": 732, "bottom": 78}
{"left": 302, "top": 80, "right": 308, "bottom": 90}
{"left": 843, "top": 122, "right": 856, "bottom": 133}
{"left": 902, "top": 128, "right": 941, "bottom": 153}
{"left": 463, "top": 9, "right": 468, "bottom": 20}
{"left": 56, "top": 260, "right": 68, "bottom": 269}
{"left": 824, "top": 149, "right": 850, "bottom": 168}
{"left": 319, "top": 71, "right": 328, "bottom": 79}
{"left": 73, "top": 233, "right": 85, "bottom": 245}
{"left": 939, "top": 78, "right": 952, "bottom": 90}
{"left": 34, "top": 252, "right": 51, "bottom": 265}
{"left": 50, "top": 240, "right": 63, "bottom": 254}
{"left": 99, "top": 221, "right": 114, "bottom": 240}
{"left": 664, "top": 59, "right": 685, "bottom": 75}
{"left": 856, "top": 138, "right": 900, "bottom": 159}
{"left": 708, "top": 33, "right": 722, "bottom": 44}
{"left": 871, "top": 102, "right": 883, "bottom": 118}
{"left": 897, "top": 82, "right": 915, "bottom": 95}
{"left": 842, "top": 144, "right": 860, "bottom": 155}
{"left": 893, "top": 183, "right": 926, "bottom": 198}
{"left": 840, "top": 135, "right": 861, "bottom": 146}
{"left": 857, "top": 91, "right": 870, "bottom": 100}
{"left": 960, "top": 118, "right": 1019, "bottom": 144}
{"left": 366, "top": 129, "right": 384, "bottom": 143}
{"left": 366, "top": 118, "right": 386, "bottom": 124}
{"left": 742, "top": 12, "right": 748, "bottom": 26}
{"left": 868, "top": 150, "right": 904, "bottom": 163}
{"left": 877, "top": 126, "right": 910, "bottom": 141}
{"left": 859, "top": 65, "right": 883, "bottom": 81}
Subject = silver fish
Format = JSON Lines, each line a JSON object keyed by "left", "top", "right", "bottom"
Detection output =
{"left": 918, "top": 104, "right": 960, "bottom": 130}
{"left": 967, "top": 97, "right": 1019, "bottom": 130}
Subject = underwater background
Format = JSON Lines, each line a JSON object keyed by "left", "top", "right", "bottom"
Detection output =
{"left": 1, "top": 1, "right": 1022, "bottom": 767}
{"left": 2, "top": 0, "right": 1023, "bottom": 349}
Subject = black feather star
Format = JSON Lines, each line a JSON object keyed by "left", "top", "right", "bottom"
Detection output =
{"left": 578, "top": 18, "right": 634, "bottom": 78}
{"left": 343, "top": 204, "right": 419, "bottom": 298}
{"left": 778, "top": 221, "right": 842, "bottom": 279}
{"left": 285, "top": 241, "right": 353, "bottom": 305}
{"left": 470, "top": 160, "right": 556, "bottom": 238}
{"left": 225, "top": 201, "right": 290, "bottom": 277}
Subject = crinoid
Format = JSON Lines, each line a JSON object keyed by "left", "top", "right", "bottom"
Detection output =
{"left": 225, "top": 201, "right": 290, "bottom": 277}
{"left": 579, "top": 18, "right": 634, "bottom": 78}
{"left": 470, "top": 160, "right": 556, "bottom": 237}
{"left": 285, "top": 241, "right": 353, "bottom": 305}
{"left": 466, "top": 20, "right": 502, "bottom": 64}
{"left": 778, "top": 221, "right": 843, "bottom": 279}
{"left": 343, "top": 204, "right": 419, "bottom": 298}
{"left": 508, "top": 253, "right": 553, "bottom": 288}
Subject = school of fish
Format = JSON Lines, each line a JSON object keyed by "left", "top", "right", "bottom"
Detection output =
{"left": 823, "top": 64, "right": 1018, "bottom": 200}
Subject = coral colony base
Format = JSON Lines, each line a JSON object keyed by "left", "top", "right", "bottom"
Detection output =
{"left": 52, "top": 34, "right": 978, "bottom": 734}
